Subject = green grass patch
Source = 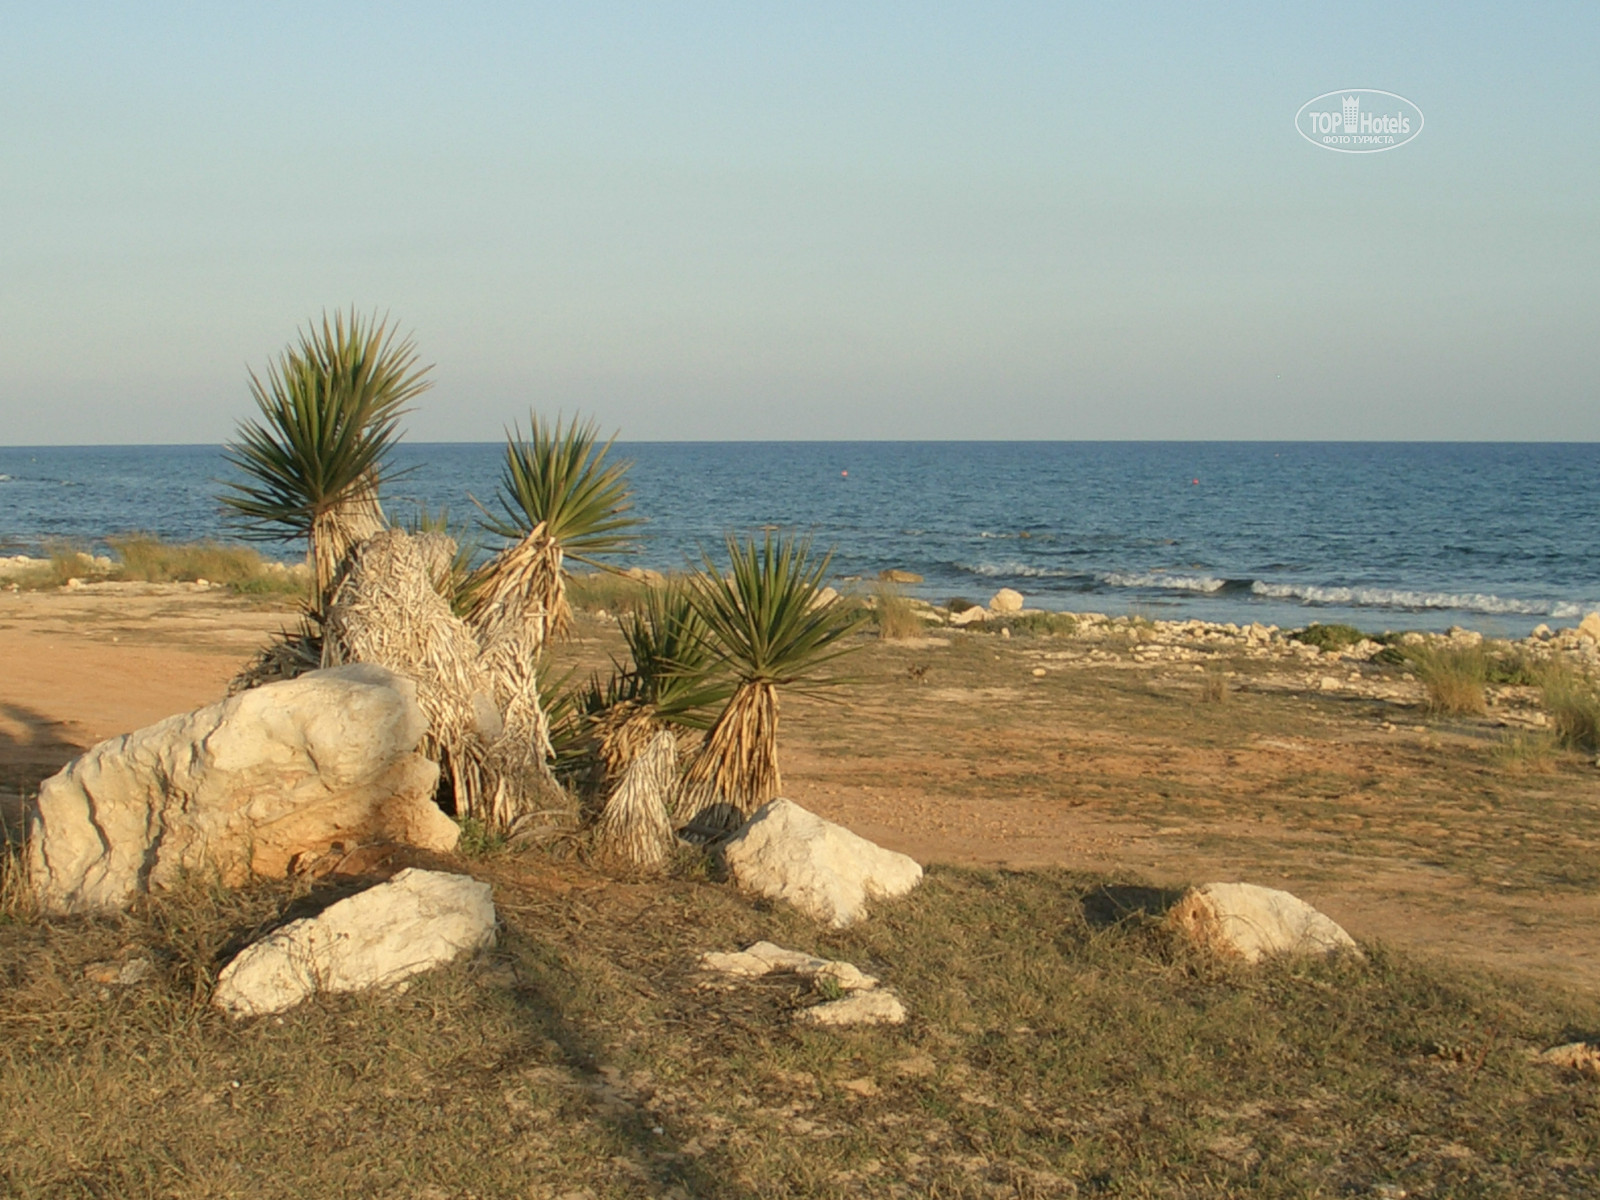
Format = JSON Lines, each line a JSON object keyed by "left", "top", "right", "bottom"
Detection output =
{"left": 1410, "top": 643, "right": 1489, "bottom": 716}
{"left": 1289, "top": 622, "right": 1373, "bottom": 652}
{"left": 1000, "top": 610, "right": 1078, "bottom": 637}
{"left": 1541, "top": 663, "right": 1600, "bottom": 752}
{"left": 4, "top": 861, "right": 1599, "bottom": 1198}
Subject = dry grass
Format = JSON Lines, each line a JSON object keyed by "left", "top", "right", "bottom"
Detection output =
{"left": 1411, "top": 643, "right": 1489, "bottom": 716}
{"left": 1541, "top": 662, "right": 1600, "bottom": 752}
{"left": 567, "top": 570, "right": 659, "bottom": 615}
{"left": 870, "top": 580, "right": 921, "bottom": 641}
{"left": 4, "top": 861, "right": 1600, "bottom": 1198}
{"left": 108, "top": 534, "right": 306, "bottom": 595}
{"left": 1491, "top": 729, "right": 1562, "bottom": 774}
{"left": 1200, "top": 662, "right": 1230, "bottom": 704}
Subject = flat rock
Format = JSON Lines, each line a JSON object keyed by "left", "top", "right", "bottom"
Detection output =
{"left": 721, "top": 798, "right": 923, "bottom": 928}
{"left": 1168, "top": 882, "right": 1361, "bottom": 964}
{"left": 212, "top": 868, "right": 495, "bottom": 1017}
{"left": 29, "top": 665, "right": 455, "bottom": 913}
{"left": 1580, "top": 612, "right": 1600, "bottom": 642}
{"left": 794, "top": 989, "right": 908, "bottom": 1027}
{"left": 989, "top": 588, "right": 1024, "bottom": 613}
{"left": 879, "top": 569, "right": 924, "bottom": 584}
{"left": 949, "top": 606, "right": 989, "bottom": 626}
{"left": 698, "top": 940, "right": 878, "bottom": 990}
{"left": 1536, "top": 1042, "right": 1600, "bottom": 1073}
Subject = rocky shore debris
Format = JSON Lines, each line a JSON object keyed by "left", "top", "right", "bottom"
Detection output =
{"left": 27, "top": 664, "right": 458, "bottom": 913}
{"left": 698, "top": 939, "right": 907, "bottom": 1026}
{"left": 212, "top": 868, "right": 495, "bottom": 1018}
{"left": 721, "top": 798, "right": 924, "bottom": 928}
{"left": 1168, "top": 882, "right": 1362, "bottom": 963}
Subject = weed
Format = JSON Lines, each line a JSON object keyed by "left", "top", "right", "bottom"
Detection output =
{"left": 871, "top": 580, "right": 922, "bottom": 640}
{"left": 456, "top": 816, "right": 509, "bottom": 858}
{"left": 1491, "top": 729, "right": 1560, "bottom": 773}
{"left": 1411, "top": 643, "right": 1489, "bottom": 716}
{"left": 1541, "top": 663, "right": 1600, "bottom": 751}
{"left": 1200, "top": 663, "right": 1230, "bottom": 703}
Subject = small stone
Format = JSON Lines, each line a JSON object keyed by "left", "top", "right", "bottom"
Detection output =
{"left": 841, "top": 1076, "right": 881, "bottom": 1097}
{"left": 1537, "top": 1042, "right": 1600, "bottom": 1073}
{"left": 948, "top": 606, "right": 989, "bottom": 627}
{"left": 1031, "top": 667, "right": 1047, "bottom": 677}
{"left": 795, "top": 989, "right": 908, "bottom": 1027}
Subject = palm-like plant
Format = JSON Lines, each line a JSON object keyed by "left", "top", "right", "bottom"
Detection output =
{"left": 679, "top": 532, "right": 862, "bottom": 831}
{"left": 222, "top": 310, "right": 431, "bottom": 612}
{"left": 581, "top": 586, "right": 731, "bottom": 866}
{"left": 469, "top": 414, "right": 640, "bottom": 647}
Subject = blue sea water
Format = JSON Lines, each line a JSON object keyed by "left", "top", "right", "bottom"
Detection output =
{"left": 1, "top": 442, "right": 1596, "bottom": 636}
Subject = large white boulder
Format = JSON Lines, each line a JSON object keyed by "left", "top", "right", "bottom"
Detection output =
{"left": 989, "top": 588, "right": 1024, "bottom": 614}
{"left": 721, "top": 798, "right": 923, "bottom": 928}
{"left": 212, "top": 868, "right": 495, "bottom": 1017}
{"left": 1168, "top": 882, "right": 1361, "bottom": 963}
{"left": 28, "top": 665, "right": 456, "bottom": 913}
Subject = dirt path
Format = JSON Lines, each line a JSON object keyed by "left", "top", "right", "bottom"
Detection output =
{"left": 4, "top": 585, "right": 1598, "bottom": 994}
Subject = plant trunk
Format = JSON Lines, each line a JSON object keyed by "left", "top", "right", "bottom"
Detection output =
{"left": 678, "top": 681, "right": 779, "bottom": 834}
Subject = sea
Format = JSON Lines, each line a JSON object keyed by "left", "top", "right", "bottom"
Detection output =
{"left": 1, "top": 442, "right": 1596, "bottom": 637}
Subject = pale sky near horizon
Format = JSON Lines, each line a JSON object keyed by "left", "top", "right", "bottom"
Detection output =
{"left": 2, "top": 3, "right": 1596, "bottom": 444}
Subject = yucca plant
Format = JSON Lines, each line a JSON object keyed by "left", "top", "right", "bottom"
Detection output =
{"left": 222, "top": 310, "right": 431, "bottom": 612}
{"left": 582, "top": 586, "right": 731, "bottom": 867}
{"left": 469, "top": 414, "right": 640, "bottom": 648}
{"left": 678, "top": 532, "right": 862, "bottom": 832}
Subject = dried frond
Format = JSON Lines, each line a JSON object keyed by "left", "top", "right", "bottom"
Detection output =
{"left": 322, "top": 528, "right": 567, "bottom": 833}
{"left": 592, "top": 726, "right": 677, "bottom": 869}
{"left": 467, "top": 525, "right": 562, "bottom": 648}
{"left": 678, "top": 680, "right": 780, "bottom": 834}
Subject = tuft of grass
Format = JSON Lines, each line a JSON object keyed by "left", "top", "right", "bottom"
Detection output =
{"left": 870, "top": 580, "right": 922, "bottom": 640}
{"left": 106, "top": 534, "right": 302, "bottom": 593}
{"left": 1200, "top": 662, "right": 1230, "bottom": 704}
{"left": 1290, "top": 622, "right": 1371, "bottom": 652}
{"left": 1485, "top": 642, "right": 1548, "bottom": 686}
{"left": 1541, "top": 662, "right": 1600, "bottom": 752}
{"left": 1491, "top": 729, "right": 1560, "bottom": 774}
{"left": 455, "top": 816, "right": 509, "bottom": 858}
{"left": 1410, "top": 643, "right": 1489, "bottom": 716}
{"left": 566, "top": 570, "right": 657, "bottom": 615}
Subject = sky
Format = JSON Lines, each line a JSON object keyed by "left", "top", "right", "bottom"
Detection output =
{"left": 2, "top": 3, "right": 1596, "bottom": 443}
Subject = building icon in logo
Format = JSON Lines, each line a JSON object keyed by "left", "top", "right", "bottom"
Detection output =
{"left": 1342, "top": 95, "right": 1360, "bottom": 132}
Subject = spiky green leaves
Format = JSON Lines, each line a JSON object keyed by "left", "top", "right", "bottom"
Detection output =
{"left": 222, "top": 310, "right": 429, "bottom": 540}
{"left": 480, "top": 415, "right": 641, "bottom": 568}
{"left": 685, "top": 532, "right": 862, "bottom": 691}
{"left": 221, "top": 310, "right": 431, "bottom": 609}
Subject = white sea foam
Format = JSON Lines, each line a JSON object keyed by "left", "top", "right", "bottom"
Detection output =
{"left": 1248, "top": 581, "right": 1585, "bottom": 619}
{"left": 1099, "top": 571, "right": 1226, "bottom": 593}
{"left": 958, "top": 561, "right": 1083, "bottom": 579}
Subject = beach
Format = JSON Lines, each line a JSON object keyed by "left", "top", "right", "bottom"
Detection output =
{"left": 7, "top": 579, "right": 1599, "bottom": 991}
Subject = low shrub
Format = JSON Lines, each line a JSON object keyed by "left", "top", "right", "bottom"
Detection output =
{"left": 1200, "top": 663, "right": 1230, "bottom": 704}
{"left": 1290, "top": 622, "right": 1370, "bottom": 652}
{"left": 1003, "top": 611, "right": 1078, "bottom": 637}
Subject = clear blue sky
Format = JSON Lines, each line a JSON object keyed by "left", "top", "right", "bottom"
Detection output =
{"left": 2, "top": 3, "right": 1595, "bottom": 442}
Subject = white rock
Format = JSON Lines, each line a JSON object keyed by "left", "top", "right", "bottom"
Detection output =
{"left": 1536, "top": 1042, "right": 1600, "bottom": 1072}
{"left": 1168, "top": 882, "right": 1361, "bottom": 964}
{"left": 29, "top": 665, "right": 455, "bottom": 913}
{"left": 989, "top": 588, "right": 1024, "bottom": 614}
{"left": 721, "top": 798, "right": 923, "bottom": 928}
{"left": 698, "top": 941, "right": 879, "bottom": 990}
{"left": 794, "top": 989, "right": 907, "bottom": 1027}
{"left": 949, "top": 606, "right": 989, "bottom": 627}
{"left": 212, "top": 868, "right": 495, "bottom": 1017}
{"left": 1579, "top": 612, "right": 1600, "bottom": 642}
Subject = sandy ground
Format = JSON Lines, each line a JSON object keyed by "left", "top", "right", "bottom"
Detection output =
{"left": 5, "top": 583, "right": 1599, "bottom": 997}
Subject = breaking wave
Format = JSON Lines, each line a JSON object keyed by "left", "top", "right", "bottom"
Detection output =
{"left": 1247, "top": 581, "right": 1585, "bottom": 619}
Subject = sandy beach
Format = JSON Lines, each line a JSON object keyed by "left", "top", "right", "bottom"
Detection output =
{"left": 6, "top": 580, "right": 1599, "bottom": 992}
